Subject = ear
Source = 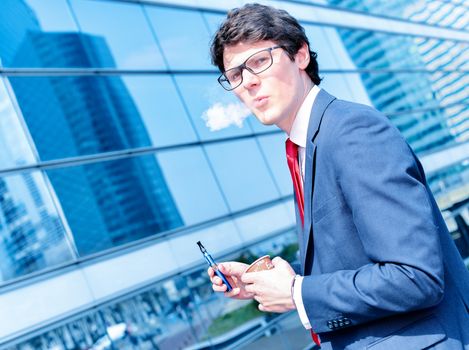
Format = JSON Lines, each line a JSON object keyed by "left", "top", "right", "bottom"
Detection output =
{"left": 295, "top": 42, "right": 310, "bottom": 70}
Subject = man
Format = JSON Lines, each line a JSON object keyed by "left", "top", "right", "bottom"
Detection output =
{"left": 207, "top": 3, "right": 469, "bottom": 349}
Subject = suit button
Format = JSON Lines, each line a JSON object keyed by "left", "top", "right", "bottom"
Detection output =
{"left": 338, "top": 321, "right": 344, "bottom": 327}
{"left": 345, "top": 319, "right": 351, "bottom": 325}
{"left": 332, "top": 321, "right": 338, "bottom": 328}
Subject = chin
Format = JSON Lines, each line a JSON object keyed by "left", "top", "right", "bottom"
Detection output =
{"left": 254, "top": 111, "right": 278, "bottom": 126}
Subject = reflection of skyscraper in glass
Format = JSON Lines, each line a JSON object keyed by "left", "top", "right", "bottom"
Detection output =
{"left": 330, "top": 28, "right": 454, "bottom": 154}
{"left": 404, "top": 3, "right": 469, "bottom": 143}
{"left": 0, "top": 178, "right": 43, "bottom": 280}
{"left": 8, "top": 31, "right": 183, "bottom": 255}
{"left": 328, "top": 0, "right": 468, "bottom": 149}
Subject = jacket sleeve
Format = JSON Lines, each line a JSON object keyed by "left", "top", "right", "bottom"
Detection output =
{"left": 301, "top": 105, "right": 445, "bottom": 333}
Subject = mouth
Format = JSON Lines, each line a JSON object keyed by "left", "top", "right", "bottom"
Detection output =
{"left": 253, "top": 96, "right": 268, "bottom": 108}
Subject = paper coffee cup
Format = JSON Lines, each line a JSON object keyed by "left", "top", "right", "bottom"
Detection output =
{"left": 244, "top": 255, "right": 274, "bottom": 274}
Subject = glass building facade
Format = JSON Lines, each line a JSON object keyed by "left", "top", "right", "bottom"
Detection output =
{"left": 0, "top": 0, "right": 468, "bottom": 349}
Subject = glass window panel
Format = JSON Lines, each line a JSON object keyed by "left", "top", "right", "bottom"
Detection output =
{"left": 304, "top": 24, "right": 344, "bottom": 70}
{"left": 121, "top": 75, "right": 198, "bottom": 146}
{"left": 205, "top": 139, "right": 280, "bottom": 212}
{"left": 320, "top": 73, "right": 356, "bottom": 102}
{"left": 146, "top": 6, "right": 213, "bottom": 69}
{"left": 0, "top": 170, "right": 74, "bottom": 283}
{"left": 0, "top": 0, "right": 78, "bottom": 67}
{"left": 257, "top": 134, "right": 294, "bottom": 197}
{"left": 8, "top": 75, "right": 197, "bottom": 160}
{"left": 322, "top": 71, "right": 467, "bottom": 155}
{"left": 235, "top": 203, "right": 295, "bottom": 243}
{"left": 333, "top": 28, "right": 469, "bottom": 70}
{"left": 69, "top": 0, "right": 166, "bottom": 68}
{"left": 0, "top": 78, "right": 36, "bottom": 170}
{"left": 169, "top": 221, "right": 242, "bottom": 269}
{"left": 202, "top": 12, "right": 226, "bottom": 36}
{"left": 12, "top": 310, "right": 110, "bottom": 350}
{"left": 326, "top": 1, "right": 468, "bottom": 31}
{"left": 175, "top": 74, "right": 254, "bottom": 140}
{"left": 156, "top": 146, "right": 229, "bottom": 225}
{"left": 45, "top": 154, "right": 185, "bottom": 256}
{"left": 247, "top": 117, "right": 278, "bottom": 134}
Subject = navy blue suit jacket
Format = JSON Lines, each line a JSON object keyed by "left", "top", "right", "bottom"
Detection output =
{"left": 295, "top": 89, "right": 469, "bottom": 349}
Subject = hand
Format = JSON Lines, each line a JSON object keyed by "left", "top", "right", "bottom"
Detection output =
{"left": 208, "top": 261, "right": 254, "bottom": 299}
{"left": 241, "top": 257, "right": 296, "bottom": 313}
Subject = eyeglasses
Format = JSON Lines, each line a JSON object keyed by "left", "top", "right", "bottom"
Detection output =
{"left": 218, "top": 45, "right": 282, "bottom": 91}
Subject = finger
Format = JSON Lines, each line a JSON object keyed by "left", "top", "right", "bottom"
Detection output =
{"left": 212, "top": 276, "right": 223, "bottom": 286}
{"left": 240, "top": 270, "right": 260, "bottom": 284}
{"left": 258, "top": 303, "right": 265, "bottom": 312}
{"left": 212, "top": 283, "right": 227, "bottom": 293}
{"left": 224, "top": 287, "right": 240, "bottom": 298}
{"left": 244, "top": 284, "right": 256, "bottom": 294}
{"left": 220, "top": 262, "right": 247, "bottom": 277}
{"left": 207, "top": 267, "right": 214, "bottom": 277}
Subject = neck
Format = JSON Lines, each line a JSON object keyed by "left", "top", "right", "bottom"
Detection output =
{"left": 278, "top": 78, "right": 314, "bottom": 135}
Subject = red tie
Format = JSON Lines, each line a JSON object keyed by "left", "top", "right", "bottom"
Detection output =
{"left": 285, "top": 138, "right": 321, "bottom": 347}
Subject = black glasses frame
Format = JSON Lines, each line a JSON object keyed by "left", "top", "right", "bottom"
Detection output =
{"left": 218, "top": 45, "right": 282, "bottom": 91}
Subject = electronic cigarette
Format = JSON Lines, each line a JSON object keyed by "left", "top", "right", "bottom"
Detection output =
{"left": 197, "top": 241, "right": 233, "bottom": 292}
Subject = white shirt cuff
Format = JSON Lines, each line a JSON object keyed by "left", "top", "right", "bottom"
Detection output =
{"left": 293, "top": 276, "right": 312, "bottom": 329}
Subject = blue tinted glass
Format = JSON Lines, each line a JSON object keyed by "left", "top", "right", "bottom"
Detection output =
{"left": 327, "top": 1, "right": 468, "bottom": 31}
{"left": 0, "top": 170, "right": 74, "bottom": 283}
{"left": 46, "top": 155, "right": 184, "bottom": 256}
{"left": 69, "top": 0, "right": 165, "bottom": 68}
{"left": 202, "top": 12, "right": 225, "bottom": 36}
{"left": 334, "top": 28, "right": 469, "bottom": 70}
{"left": 8, "top": 75, "right": 196, "bottom": 160}
{"left": 247, "top": 117, "right": 278, "bottom": 134}
{"left": 121, "top": 75, "right": 198, "bottom": 146}
{"left": 257, "top": 134, "right": 293, "bottom": 197}
{"left": 0, "top": 78, "right": 36, "bottom": 170}
{"left": 304, "top": 24, "right": 345, "bottom": 70}
{"left": 175, "top": 75, "right": 253, "bottom": 140}
{"left": 205, "top": 139, "right": 280, "bottom": 212}
{"left": 0, "top": 0, "right": 78, "bottom": 67}
{"left": 13, "top": 309, "right": 108, "bottom": 349}
{"left": 156, "top": 147, "right": 229, "bottom": 225}
{"left": 146, "top": 7, "right": 213, "bottom": 69}
{"left": 322, "top": 71, "right": 466, "bottom": 155}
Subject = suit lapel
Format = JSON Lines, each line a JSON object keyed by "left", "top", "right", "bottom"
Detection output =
{"left": 302, "top": 89, "right": 336, "bottom": 272}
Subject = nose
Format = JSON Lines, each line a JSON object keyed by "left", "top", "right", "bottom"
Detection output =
{"left": 241, "top": 68, "right": 260, "bottom": 89}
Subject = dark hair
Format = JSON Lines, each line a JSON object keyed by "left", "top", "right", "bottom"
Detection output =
{"left": 210, "top": 3, "right": 321, "bottom": 85}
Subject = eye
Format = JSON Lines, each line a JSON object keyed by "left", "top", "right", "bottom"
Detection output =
{"left": 227, "top": 69, "right": 242, "bottom": 82}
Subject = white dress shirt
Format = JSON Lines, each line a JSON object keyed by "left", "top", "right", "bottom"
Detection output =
{"left": 288, "top": 84, "right": 321, "bottom": 329}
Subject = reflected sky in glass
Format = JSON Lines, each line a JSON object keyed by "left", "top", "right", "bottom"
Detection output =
{"left": 122, "top": 75, "right": 198, "bottom": 146}
{"left": 256, "top": 134, "right": 293, "bottom": 197}
{"left": 156, "top": 146, "right": 229, "bottom": 225}
{"left": 205, "top": 139, "right": 280, "bottom": 212}
{"left": 146, "top": 6, "right": 213, "bottom": 70}
{"left": 69, "top": 0, "right": 166, "bottom": 68}
{"left": 26, "top": 0, "right": 78, "bottom": 32}
{"left": 0, "top": 78, "right": 36, "bottom": 169}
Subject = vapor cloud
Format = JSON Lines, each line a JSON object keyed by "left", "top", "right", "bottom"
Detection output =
{"left": 202, "top": 102, "right": 251, "bottom": 131}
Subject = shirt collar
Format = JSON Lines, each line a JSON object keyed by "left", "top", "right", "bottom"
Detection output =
{"left": 289, "top": 84, "right": 320, "bottom": 148}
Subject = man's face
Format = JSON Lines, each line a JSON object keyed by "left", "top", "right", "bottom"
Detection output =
{"left": 222, "top": 40, "right": 311, "bottom": 133}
